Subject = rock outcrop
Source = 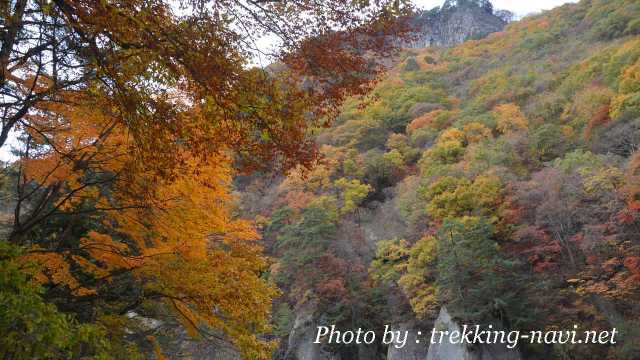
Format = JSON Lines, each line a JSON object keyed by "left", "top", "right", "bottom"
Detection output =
{"left": 406, "top": 0, "right": 507, "bottom": 48}
{"left": 128, "top": 311, "right": 242, "bottom": 360}
{"left": 387, "top": 323, "right": 429, "bottom": 360}
{"left": 427, "top": 308, "right": 522, "bottom": 360}
{"left": 281, "top": 302, "right": 339, "bottom": 360}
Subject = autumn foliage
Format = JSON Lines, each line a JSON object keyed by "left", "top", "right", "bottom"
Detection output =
{"left": 244, "top": 1, "right": 640, "bottom": 359}
{"left": 3, "top": 0, "right": 640, "bottom": 359}
{"left": 0, "top": 0, "right": 414, "bottom": 358}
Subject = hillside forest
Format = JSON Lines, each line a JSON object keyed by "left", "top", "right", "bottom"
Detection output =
{"left": 1, "top": 0, "right": 640, "bottom": 359}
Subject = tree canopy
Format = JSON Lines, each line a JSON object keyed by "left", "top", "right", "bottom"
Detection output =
{"left": 0, "top": 0, "right": 413, "bottom": 358}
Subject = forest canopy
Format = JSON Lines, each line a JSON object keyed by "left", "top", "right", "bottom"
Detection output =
{"left": 244, "top": 1, "right": 640, "bottom": 359}
{"left": 0, "top": 0, "right": 413, "bottom": 358}
{"left": 2, "top": 0, "right": 640, "bottom": 359}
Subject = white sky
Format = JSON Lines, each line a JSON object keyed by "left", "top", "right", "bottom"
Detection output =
{"left": 0, "top": 129, "right": 19, "bottom": 162}
{"left": 414, "top": 0, "right": 577, "bottom": 17}
{"left": 0, "top": 0, "right": 579, "bottom": 163}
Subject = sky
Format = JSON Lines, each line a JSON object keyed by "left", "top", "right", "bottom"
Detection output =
{"left": 0, "top": 0, "right": 579, "bottom": 163}
{"left": 0, "top": 130, "right": 18, "bottom": 162}
{"left": 414, "top": 0, "right": 577, "bottom": 17}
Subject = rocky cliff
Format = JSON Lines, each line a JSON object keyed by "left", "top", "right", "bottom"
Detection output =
{"left": 427, "top": 308, "right": 522, "bottom": 360}
{"left": 405, "top": 0, "right": 508, "bottom": 48}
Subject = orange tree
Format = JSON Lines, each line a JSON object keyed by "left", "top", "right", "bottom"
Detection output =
{"left": 0, "top": 0, "right": 413, "bottom": 358}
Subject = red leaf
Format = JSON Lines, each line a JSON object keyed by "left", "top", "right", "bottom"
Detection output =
{"left": 623, "top": 256, "right": 640, "bottom": 274}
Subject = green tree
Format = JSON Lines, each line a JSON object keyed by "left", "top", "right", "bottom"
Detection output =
{"left": 334, "top": 178, "right": 373, "bottom": 215}
{"left": 0, "top": 241, "right": 116, "bottom": 360}
{"left": 436, "top": 217, "right": 524, "bottom": 326}
{"left": 275, "top": 199, "right": 338, "bottom": 290}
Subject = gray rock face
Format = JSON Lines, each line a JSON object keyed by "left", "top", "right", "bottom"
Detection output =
{"left": 427, "top": 308, "right": 521, "bottom": 360}
{"left": 177, "top": 340, "right": 242, "bottom": 360}
{"left": 127, "top": 310, "right": 242, "bottom": 360}
{"left": 387, "top": 323, "right": 429, "bottom": 360}
{"left": 406, "top": 0, "right": 506, "bottom": 48}
{"left": 359, "top": 189, "right": 408, "bottom": 249}
{"left": 283, "top": 302, "right": 339, "bottom": 360}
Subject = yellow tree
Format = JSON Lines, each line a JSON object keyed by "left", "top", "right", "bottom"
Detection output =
{"left": 1, "top": 1, "right": 414, "bottom": 357}
{"left": 3, "top": 0, "right": 415, "bottom": 233}
{"left": 17, "top": 91, "right": 277, "bottom": 358}
{"left": 493, "top": 103, "right": 529, "bottom": 134}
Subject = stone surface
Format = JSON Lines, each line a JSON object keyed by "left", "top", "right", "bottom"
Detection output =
{"left": 126, "top": 311, "right": 243, "bottom": 359}
{"left": 406, "top": 0, "right": 506, "bottom": 48}
{"left": 427, "top": 307, "right": 522, "bottom": 360}
{"left": 387, "top": 323, "right": 429, "bottom": 360}
{"left": 281, "top": 302, "right": 340, "bottom": 360}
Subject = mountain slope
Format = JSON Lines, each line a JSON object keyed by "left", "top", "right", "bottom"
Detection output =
{"left": 241, "top": 0, "right": 640, "bottom": 359}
